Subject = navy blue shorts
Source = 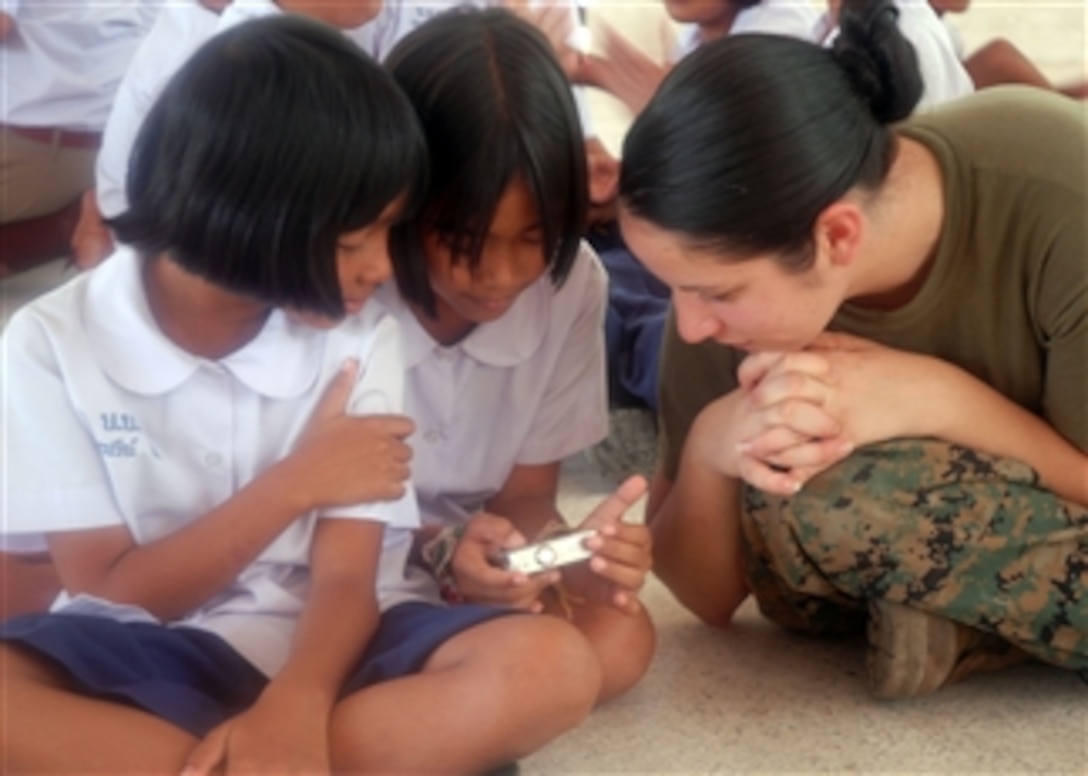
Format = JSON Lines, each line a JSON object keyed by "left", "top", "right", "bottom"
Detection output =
{"left": 1, "top": 602, "right": 511, "bottom": 737}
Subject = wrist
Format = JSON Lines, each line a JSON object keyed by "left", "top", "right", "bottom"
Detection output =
{"left": 260, "top": 678, "right": 336, "bottom": 714}
{"left": 908, "top": 357, "right": 963, "bottom": 440}
{"left": 420, "top": 524, "right": 467, "bottom": 604}
{"left": 264, "top": 457, "right": 317, "bottom": 515}
{"left": 688, "top": 391, "right": 745, "bottom": 479}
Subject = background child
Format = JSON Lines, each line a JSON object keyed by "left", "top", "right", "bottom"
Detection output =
{"left": 382, "top": 8, "right": 656, "bottom": 703}
{"left": 575, "top": 0, "right": 818, "bottom": 117}
{"left": 72, "top": 0, "right": 384, "bottom": 267}
{"left": 0, "top": 0, "right": 161, "bottom": 273}
{"left": 71, "top": 0, "right": 599, "bottom": 270}
{"left": 1, "top": 16, "right": 612, "bottom": 773}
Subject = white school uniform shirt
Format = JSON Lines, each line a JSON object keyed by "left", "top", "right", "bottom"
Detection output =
{"left": 96, "top": 0, "right": 594, "bottom": 218}
{"left": 376, "top": 242, "right": 609, "bottom": 527}
{"left": 0, "top": 0, "right": 161, "bottom": 130}
{"left": 813, "top": 0, "right": 973, "bottom": 111}
{"left": 1, "top": 247, "right": 439, "bottom": 676}
{"left": 95, "top": 0, "right": 280, "bottom": 218}
{"left": 671, "top": 0, "right": 821, "bottom": 62}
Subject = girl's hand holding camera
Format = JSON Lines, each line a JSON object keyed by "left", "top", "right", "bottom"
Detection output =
{"left": 452, "top": 476, "right": 650, "bottom": 615}
{"left": 452, "top": 512, "right": 560, "bottom": 613}
{"left": 558, "top": 475, "right": 651, "bottom": 615}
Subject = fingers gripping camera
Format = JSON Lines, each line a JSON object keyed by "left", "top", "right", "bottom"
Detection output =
{"left": 499, "top": 529, "right": 597, "bottom": 575}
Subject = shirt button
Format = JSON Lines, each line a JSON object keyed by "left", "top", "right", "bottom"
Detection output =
{"left": 204, "top": 452, "right": 223, "bottom": 468}
{"left": 423, "top": 429, "right": 445, "bottom": 444}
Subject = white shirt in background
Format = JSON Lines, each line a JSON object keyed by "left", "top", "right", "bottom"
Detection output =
{"left": 95, "top": 0, "right": 594, "bottom": 219}
{"left": 0, "top": 0, "right": 162, "bottom": 131}
{"left": 672, "top": 0, "right": 822, "bottom": 61}
{"left": 813, "top": 0, "right": 974, "bottom": 110}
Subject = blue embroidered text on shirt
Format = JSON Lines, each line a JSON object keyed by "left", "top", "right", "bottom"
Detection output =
{"left": 97, "top": 437, "right": 140, "bottom": 458}
{"left": 100, "top": 412, "right": 141, "bottom": 432}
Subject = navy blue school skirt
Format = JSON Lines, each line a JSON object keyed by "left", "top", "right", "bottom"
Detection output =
{"left": 1, "top": 602, "right": 511, "bottom": 737}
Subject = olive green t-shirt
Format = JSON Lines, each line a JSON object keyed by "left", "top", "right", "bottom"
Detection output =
{"left": 658, "top": 86, "right": 1087, "bottom": 479}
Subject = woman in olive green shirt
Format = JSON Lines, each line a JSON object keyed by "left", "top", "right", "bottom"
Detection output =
{"left": 617, "top": 0, "right": 1086, "bottom": 698}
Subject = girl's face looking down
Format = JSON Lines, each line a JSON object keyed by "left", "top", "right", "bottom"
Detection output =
{"left": 423, "top": 175, "right": 549, "bottom": 325}
{"left": 288, "top": 197, "right": 402, "bottom": 329}
{"left": 619, "top": 207, "right": 847, "bottom": 353}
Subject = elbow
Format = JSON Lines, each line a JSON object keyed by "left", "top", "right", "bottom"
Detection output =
{"left": 651, "top": 558, "right": 747, "bottom": 630}
{"left": 675, "top": 585, "right": 747, "bottom": 630}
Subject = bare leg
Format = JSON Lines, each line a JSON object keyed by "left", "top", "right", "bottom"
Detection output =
{"left": 0, "top": 644, "right": 198, "bottom": 773}
{"left": 965, "top": 39, "right": 1052, "bottom": 91}
{"left": 1057, "top": 80, "right": 1088, "bottom": 100}
{"left": 330, "top": 615, "right": 601, "bottom": 774}
{"left": 553, "top": 596, "right": 656, "bottom": 703}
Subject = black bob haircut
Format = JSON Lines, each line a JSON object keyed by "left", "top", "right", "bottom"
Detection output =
{"left": 109, "top": 14, "right": 427, "bottom": 318}
{"left": 621, "top": 0, "right": 922, "bottom": 270}
{"left": 385, "top": 7, "right": 588, "bottom": 317}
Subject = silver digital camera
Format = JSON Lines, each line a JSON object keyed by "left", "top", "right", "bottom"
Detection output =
{"left": 499, "top": 529, "right": 597, "bottom": 575}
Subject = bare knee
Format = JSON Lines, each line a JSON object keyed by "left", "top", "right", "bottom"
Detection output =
{"left": 329, "top": 616, "right": 602, "bottom": 772}
{"left": 462, "top": 615, "right": 603, "bottom": 720}
{"left": 571, "top": 604, "right": 656, "bottom": 703}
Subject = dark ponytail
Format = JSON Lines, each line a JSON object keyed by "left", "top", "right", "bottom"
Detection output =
{"left": 834, "top": 0, "right": 923, "bottom": 123}
{"left": 619, "top": 0, "right": 923, "bottom": 269}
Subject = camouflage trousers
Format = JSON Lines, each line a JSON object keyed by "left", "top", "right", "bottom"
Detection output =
{"left": 742, "top": 439, "right": 1088, "bottom": 672}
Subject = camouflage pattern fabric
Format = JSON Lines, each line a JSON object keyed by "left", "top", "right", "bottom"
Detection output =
{"left": 741, "top": 439, "right": 1088, "bottom": 672}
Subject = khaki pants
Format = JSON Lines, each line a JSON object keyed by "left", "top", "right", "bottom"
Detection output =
{"left": 1, "top": 126, "right": 97, "bottom": 223}
{"left": 742, "top": 439, "right": 1088, "bottom": 672}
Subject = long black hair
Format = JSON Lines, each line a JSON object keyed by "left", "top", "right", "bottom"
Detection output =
{"left": 620, "top": 0, "right": 923, "bottom": 270}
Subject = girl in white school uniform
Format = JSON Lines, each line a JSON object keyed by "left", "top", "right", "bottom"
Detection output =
{"left": 383, "top": 8, "right": 656, "bottom": 703}
{"left": 0, "top": 16, "right": 619, "bottom": 774}
{"left": 575, "top": 0, "right": 820, "bottom": 117}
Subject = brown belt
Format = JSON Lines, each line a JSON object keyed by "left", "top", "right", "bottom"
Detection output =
{"left": 4, "top": 124, "right": 102, "bottom": 150}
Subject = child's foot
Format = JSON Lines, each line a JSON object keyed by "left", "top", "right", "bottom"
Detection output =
{"left": 866, "top": 600, "right": 1032, "bottom": 699}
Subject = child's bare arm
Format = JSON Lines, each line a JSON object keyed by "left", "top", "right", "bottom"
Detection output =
{"left": 484, "top": 461, "right": 565, "bottom": 539}
{"left": 46, "top": 362, "right": 411, "bottom": 620}
{"left": 183, "top": 518, "right": 383, "bottom": 775}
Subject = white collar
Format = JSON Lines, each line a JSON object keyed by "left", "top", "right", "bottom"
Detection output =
{"left": 218, "top": 0, "right": 281, "bottom": 27}
{"left": 377, "top": 274, "right": 550, "bottom": 370}
{"left": 84, "top": 248, "right": 321, "bottom": 398}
